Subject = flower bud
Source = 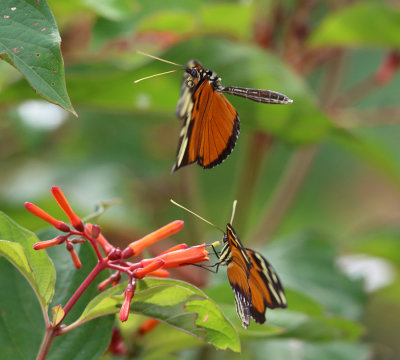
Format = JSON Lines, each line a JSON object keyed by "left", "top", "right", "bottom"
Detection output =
{"left": 66, "top": 243, "right": 82, "bottom": 269}
{"left": 108, "top": 248, "right": 122, "bottom": 261}
{"left": 86, "top": 223, "right": 114, "bottom": 254}
{"left": 51, "top": 186, "right": 84, "bottom": 231}
{"left": 119, "top": 281, "right": 136, "bottom": 322}
{"left": 98, "top": 272, "right": 121, "bottom": 291}
{"left": 33, "top": 235, "right": 67, "bottom": 250}
{"left": 25, "top": 202, "right": 71, "bottom": 232}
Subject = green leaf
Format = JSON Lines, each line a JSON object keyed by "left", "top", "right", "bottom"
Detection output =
{"left": 76, "top": 278, "right": 240, "bottom": 352}
{"left": 0, "top": 0, "right": 76, "bottom": 115}
{"left": 0, "top": 257, "right": 45, "bottom": 359}
{"left": 309, "top": 3, "right": 400, "bottom": 49}
{"left": 0, "top": 211, "right": 55, "bottom": 315}
{"left": 141, "top": 322, "right": 205, "bottom": 360}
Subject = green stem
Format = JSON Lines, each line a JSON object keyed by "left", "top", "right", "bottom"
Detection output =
{"left": 36, "top": 326, "right": 56, "bottom": 360}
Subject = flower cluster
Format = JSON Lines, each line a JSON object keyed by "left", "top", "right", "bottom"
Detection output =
{"left": 26, "top": 186, "right": 211, "bottom": 322}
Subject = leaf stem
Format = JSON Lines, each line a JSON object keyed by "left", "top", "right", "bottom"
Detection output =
{"left": 36, "top": 326, "right": 56, "bottom": 360}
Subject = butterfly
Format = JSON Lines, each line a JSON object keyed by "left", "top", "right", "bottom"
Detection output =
{"left": 134, "top": 52, "right": 293, "bottom": 173}
{"left": 216, "top": 223, "right": 287, "bottom": 328}
{"left": 171, "top": 199, "right": 287, "bottom": 328}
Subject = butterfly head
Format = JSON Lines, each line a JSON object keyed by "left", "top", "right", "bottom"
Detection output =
{"left": 184, "top": 60, "right": 205, "bottom": 88}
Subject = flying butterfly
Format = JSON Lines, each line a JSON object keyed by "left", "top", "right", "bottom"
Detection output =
{"left": 135, "top": 51, "right": 293, "bottom": 173}
{"left": 170, "top": 199, "right": 287, "bottom": 328}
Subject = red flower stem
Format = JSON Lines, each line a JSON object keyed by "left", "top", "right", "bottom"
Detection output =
{"left": 61, "top": 261, "right": 107, "bottom": 322}
{"left": 85, "top": 234, "right": 105, "bottom": 262}
{"left": 107, "top": 263, "right": 132, "bottom": 274}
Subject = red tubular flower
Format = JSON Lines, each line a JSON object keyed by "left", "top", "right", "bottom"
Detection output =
{"left": 141, "top": 244, "right": 209, "bottom": 269}
{"left": 122, "top": 220, "right": 184, "bottom": 258}
{"left": 134, "top": 259, "right": 165, "bottom": 279}
{"left": 147, "top": 268, "right": 170, "bottom": 278}
{"left": 25, "top": 202, "right": 71, "bottom": 232}
{"left": 33, "top": 236, "right": 67, "bottom": 250}
{"left": 66, "top": 243, "right": 82, "bottom": 269}
{"left": 119, "top": 281, "right": 136, "bottom": 322}
{"left": 159, "top": 243, "right": 188, "bottom": 255}
{"left": 86, "top": 223, "right": 114, "bottom": 254}
{"left": 51, "top": 186, "right": 84, "bottom": 231}
{"left": 137, "top": 318, "right": 160, "bottom": 335}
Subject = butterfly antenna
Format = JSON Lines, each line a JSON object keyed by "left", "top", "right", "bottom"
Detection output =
{"left": 230, "top": 200, "right": 237, "bottom": 225}
{"left": 170, "top": 199, "right": 225, "bottom": 234}
{"left": 134, "top": 69, "right": 182, "bottom": 84}
{"left": 136, "top": 50, "right": 183, "bottom": 67}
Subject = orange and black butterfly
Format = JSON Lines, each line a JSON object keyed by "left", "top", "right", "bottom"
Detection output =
{"left": 171, "top": 200, "right": 287, "bottom": 328}
{"left": 135, "top": 52, "right": 293, "bottom": 172}
{"left": 217, "top": 223, "right": 286, "bottom": 328}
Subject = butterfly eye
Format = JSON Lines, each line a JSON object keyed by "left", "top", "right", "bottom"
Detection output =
{"left": 223, "top": 235, "right": 228, "bottom": 243}
{"left": 186, "top": 79, "right": 194, "bottom": 88}
{"left": 190, "top": 68, "right": 198, "bottom": 78}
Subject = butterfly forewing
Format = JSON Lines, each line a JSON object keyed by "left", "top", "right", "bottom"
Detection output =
{"left": 224, "top": 224, "right": 253, "bottom": 328}
{"left": 172, "top": 60, "right": 240, "bottom": 172}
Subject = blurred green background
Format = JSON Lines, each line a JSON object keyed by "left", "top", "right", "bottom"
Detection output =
{"left": 1, "top": 0, "right": 400, "bottom": 359}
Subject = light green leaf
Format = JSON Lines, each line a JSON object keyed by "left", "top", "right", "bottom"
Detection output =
{"left": 0, "top": 212, "right": 55, "bottom": 314}
{"left": 76, "top": 278, "right": 240, "bottom": 352}
{"left": 0, "top": 0, "right": 76, "bottom": 115}
{"left": 309, "top": 3, "right": 400, "bottom": 49}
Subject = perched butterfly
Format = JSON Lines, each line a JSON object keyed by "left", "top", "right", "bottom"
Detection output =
{"left": 171, "top": 199, "right": 287, "bottom": 328}
{"left": 135, "top": 52, "right": 293, "bottom": 172}
{"left": 217, "top": 223, "right": 287, "bottom": 328}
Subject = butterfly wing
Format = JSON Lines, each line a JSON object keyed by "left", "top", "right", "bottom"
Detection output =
{"left": 246, "top": 248, "right": 287, "bottom": 324}
{"left": 172, "top": 61, "right": 240, "bottom": 172}
{"left": 224, "top": 224, "right": 253, "bottom": 328}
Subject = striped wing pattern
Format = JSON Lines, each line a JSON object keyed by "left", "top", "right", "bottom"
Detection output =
{"left": 223, "top": 224, "right": 286, "bottom": 328}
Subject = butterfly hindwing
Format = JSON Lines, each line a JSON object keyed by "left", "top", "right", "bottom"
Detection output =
{"left": 172, "top": 60, "right": 240, "bottom": 172}
{"left": 246, "top": 249, "right": 287, "bottom": 324}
